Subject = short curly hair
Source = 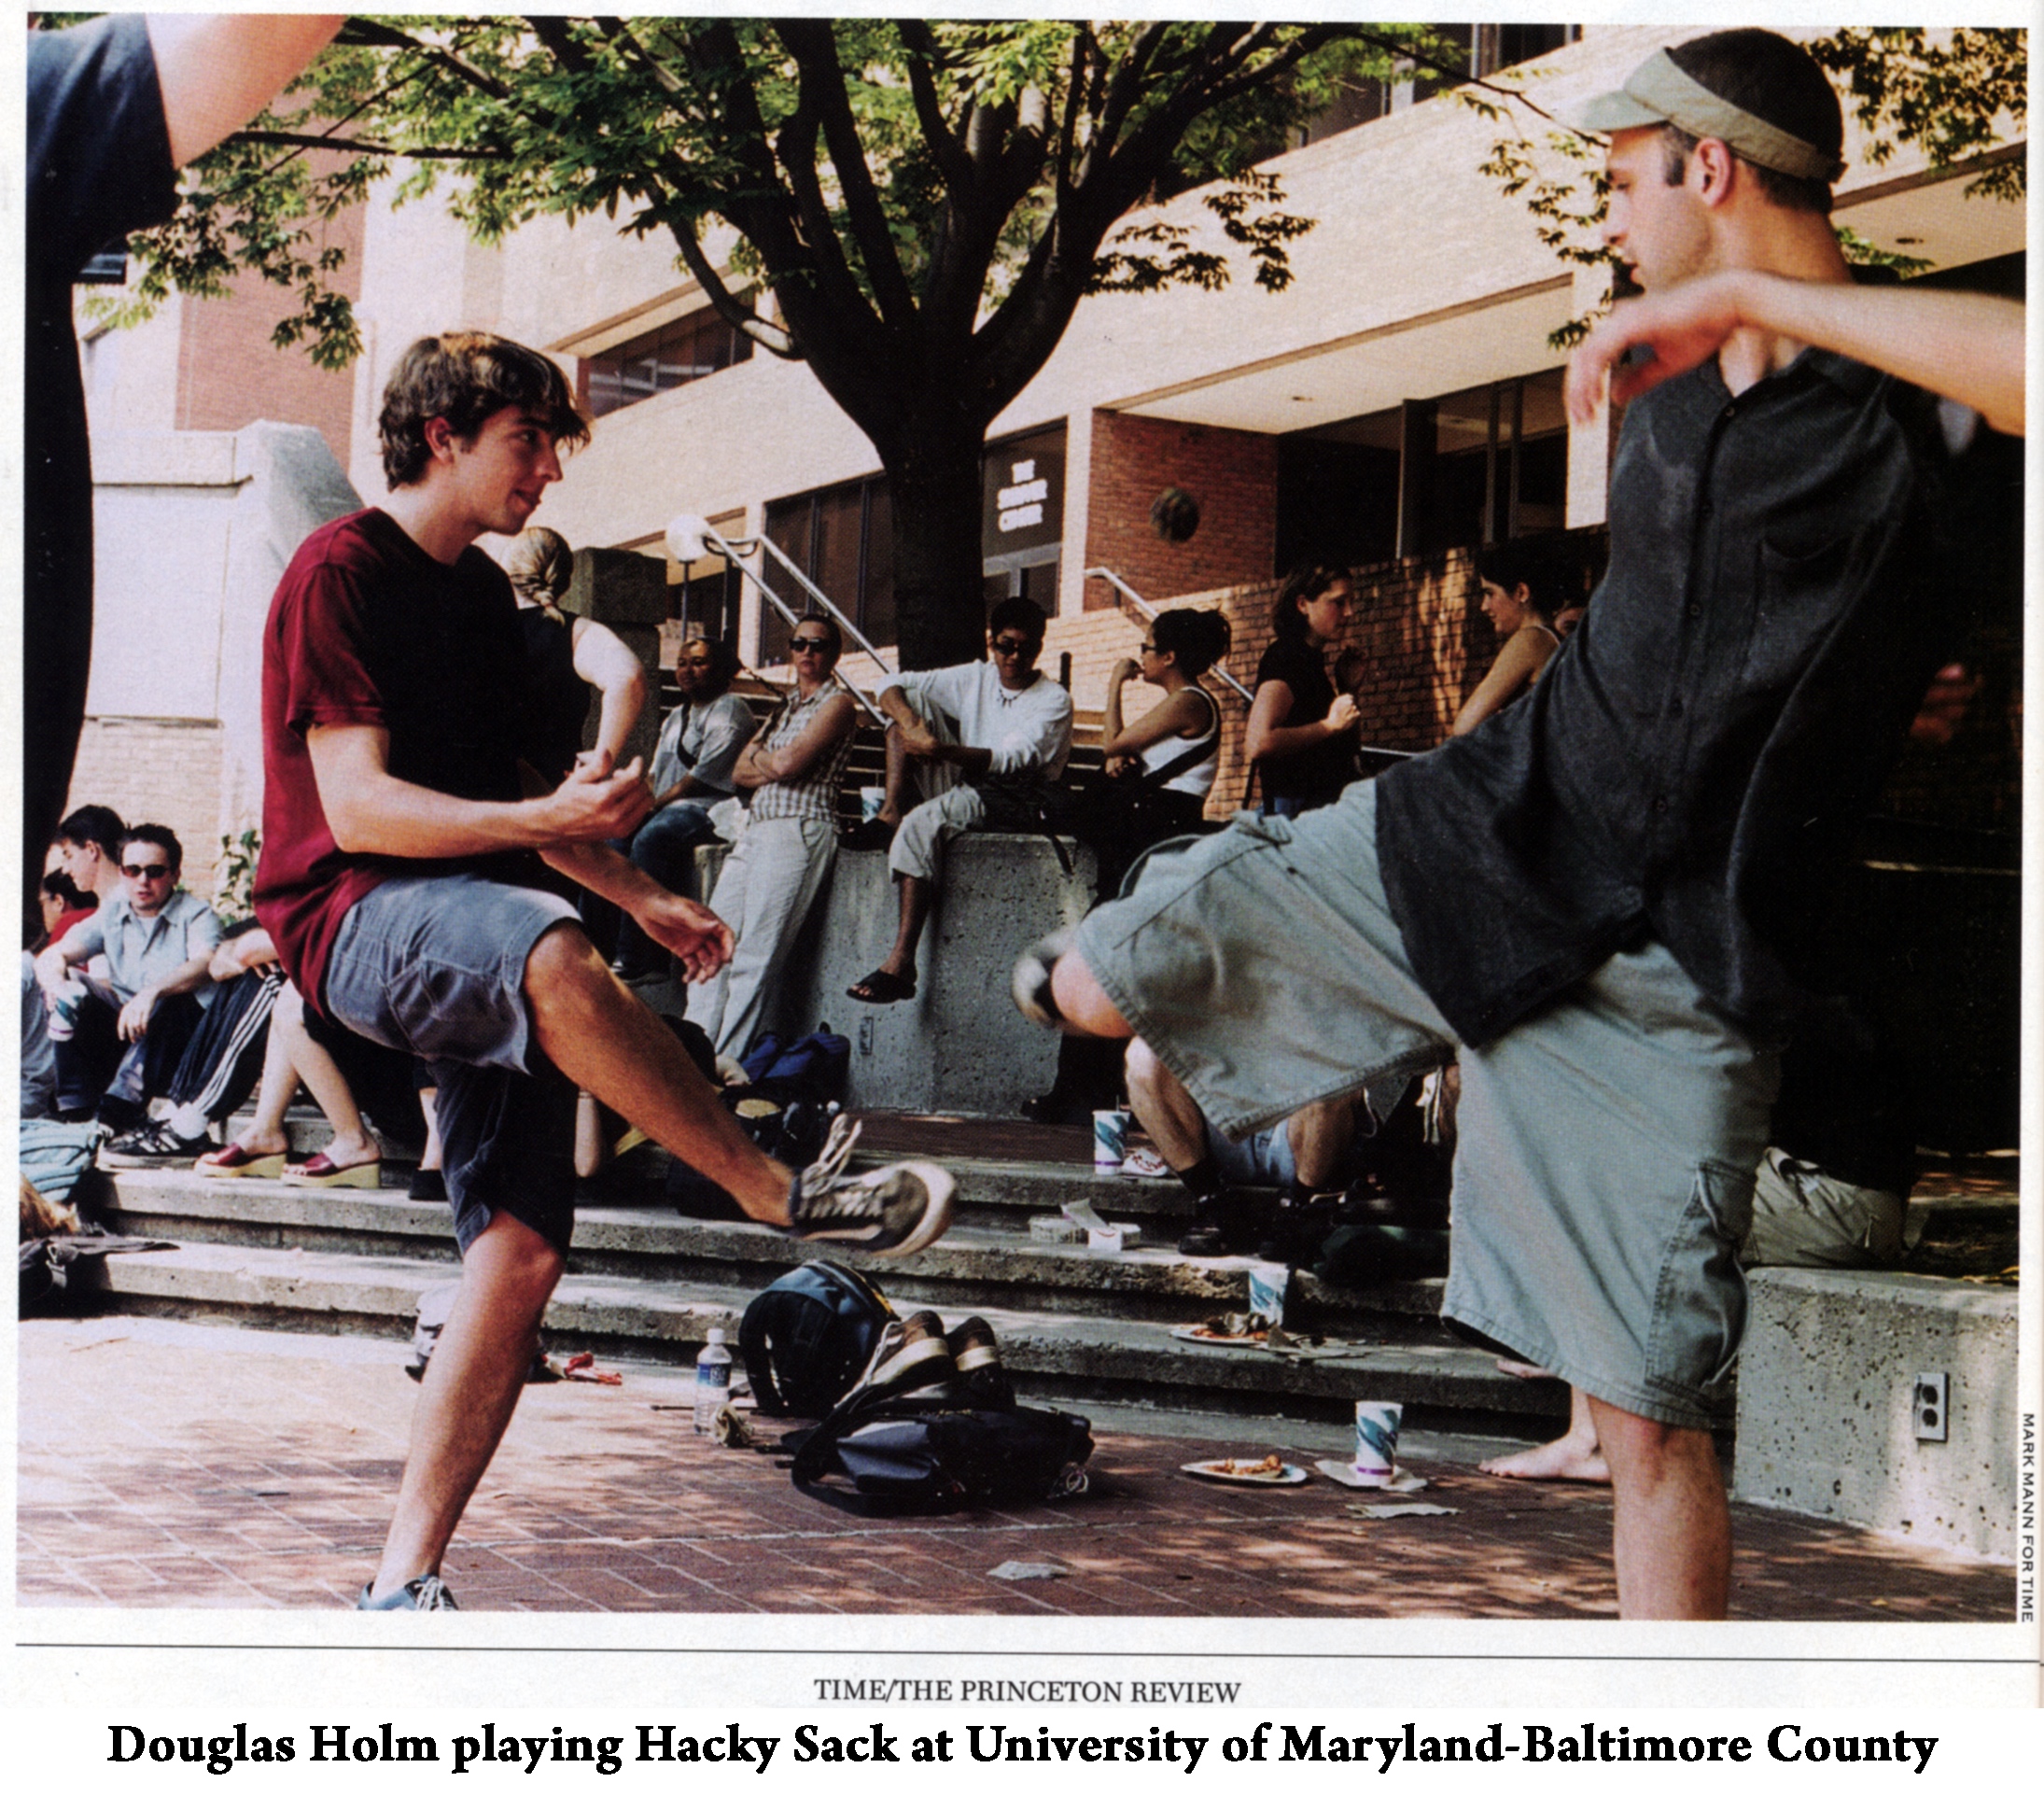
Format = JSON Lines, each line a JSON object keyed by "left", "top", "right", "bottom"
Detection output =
{"left": 378, "top": 332, "right": 589, "bottom": 489}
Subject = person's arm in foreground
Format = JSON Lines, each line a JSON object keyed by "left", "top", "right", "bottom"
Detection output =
{"left": 1568, "top": 272, "right": 2024, "bottom": 438}
{"left": 310, "top": 723, "right": 732, "bottom": 982}
{"left": 145, "top": 13, "right": 343, "bottom": 166}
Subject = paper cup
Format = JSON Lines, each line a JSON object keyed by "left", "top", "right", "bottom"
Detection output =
{"left": 1246, "top": 1261, "right": 1288, "bottom": 1330}
{"left": 859, "top": 786, "right": 887, "bottom": 822}
{"left": 1092, "top": 1109, "right": 1129, "bottom": 1171}
{"left": 1353, "top": 1399, "right": 1403, "bottom": 1483}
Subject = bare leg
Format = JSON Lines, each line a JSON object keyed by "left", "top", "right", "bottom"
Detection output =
{"left": 522, "top": 924, "right": 792, "bottom": 1222}
{"left": 573, "top": 1091, "right": 605, "bottom": 1180}
{"left": 1124, "top": 1038, "right": 1207, "bottom": 1172}
{"left": 1589, "top": 1395, "right": 1730, "bottom": 1619}
{"left": 1288, "top": 1095, "right": 1355, "bottom": 1190}
{"left": 224, "top": 994, "right": 303, "bottom": 1155}
{"left": 367, "top": 1210, "right": 561, "bottom": 1597}
{"left": 1049, "top": 950, "right": 1134, "bottom": 1039}
{"left": 874, "top": 723, "right": 910, "bottom": 830}
{"left": 271, "top": 982, "right": 379, "bottom": 1168}
{"left": 877, "top": 874, "right": 932, "bottom": 982}
{"left": 1480, "top": 1385, "right": 1610, "bottom": 1483}
{"left": 417, "top": 1087, "right": 441, "bottom": 1172}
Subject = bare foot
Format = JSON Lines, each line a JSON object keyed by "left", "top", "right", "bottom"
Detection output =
{"left": 1479, "top": 1434, "right": 1611, "bottom": 1483}
{"left": 1494, "top": 1357, "right": 1557, "bottom": 1381}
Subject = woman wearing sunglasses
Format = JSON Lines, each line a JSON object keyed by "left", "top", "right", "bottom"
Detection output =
{"left": 685, "top": 614, "right": 858, "bottom": 1059}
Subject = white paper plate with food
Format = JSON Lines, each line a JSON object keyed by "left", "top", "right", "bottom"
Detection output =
{"left": 1170, "top": 1319, "right": 1269, "bottom": 1347}
{"left": 1181, "top": 1455, "right": 1309, "bottom": 1486}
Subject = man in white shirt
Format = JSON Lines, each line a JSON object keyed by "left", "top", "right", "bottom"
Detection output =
{"left": 847, "top": 596, "right": 1072, "bottom": 1004}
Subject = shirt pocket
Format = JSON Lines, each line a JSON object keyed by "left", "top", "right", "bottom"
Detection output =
{"left": 1742, "top": 533, "right": 1851, "bottom": 691}
{"left": 1644, "top": 1158, "right": 1756, "bottom": 1400}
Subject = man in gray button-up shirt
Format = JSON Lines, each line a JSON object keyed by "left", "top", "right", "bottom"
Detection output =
{"left": 1030, "top": 30, "right": 2023, "bottom": 1621}
{"left": 35, "top": 822, "right": 222, "bottom": 1124}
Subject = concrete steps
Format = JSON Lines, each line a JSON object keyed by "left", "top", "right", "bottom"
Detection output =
{"left": 84, "top": 1151, "right": 1562, "bottom": 1439}
{"left": 88, "top": 1237, "right": 1562, "bottom": 1438}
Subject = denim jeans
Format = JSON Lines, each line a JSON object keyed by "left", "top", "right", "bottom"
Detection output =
{"left": 614, "top": 800, "right": 722, "bottom": 976}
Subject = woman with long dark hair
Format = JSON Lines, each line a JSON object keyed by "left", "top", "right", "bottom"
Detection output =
{"left": 1451, "top": 541, "right": 1563, "bottom": 737}
{"left": 1247, "top": 563, "right": 1360, "bottom": 816}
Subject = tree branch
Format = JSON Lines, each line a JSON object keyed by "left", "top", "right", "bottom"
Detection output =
{"left": 776, "top": 19, "right": 918, "bottom": 332}
{"left": 230, "top": 129, "right": 499, "bottom": 161}
{"left": 895, "top": 20, "right": 971, "bottom": 190}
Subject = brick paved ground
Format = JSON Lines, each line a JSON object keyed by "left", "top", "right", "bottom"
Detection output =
{"left": 18, "top": 1316, "right": 2012, "bottom": 1620}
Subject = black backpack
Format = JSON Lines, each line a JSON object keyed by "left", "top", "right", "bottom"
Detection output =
{"left": 738, "top": 1260, "right": 895, "bottom": 1418}
{"left": 789, "top": 1393, "right": 1094, "bottom": 1515}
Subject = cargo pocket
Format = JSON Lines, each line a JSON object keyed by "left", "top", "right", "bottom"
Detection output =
{"left": 1644, "top": 1159, "right": 1755, "bottom": 1401}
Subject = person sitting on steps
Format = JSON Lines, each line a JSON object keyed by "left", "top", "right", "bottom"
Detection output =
{"left": 847, "top": 595, "right": 1072, "bottom": 1006}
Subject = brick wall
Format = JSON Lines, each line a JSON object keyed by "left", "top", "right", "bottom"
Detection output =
{"left": 1082, "top": 412, "right": 1277, "bottom": 611}
{"left": 64, "top": 718, "right": 232, "bottom": 904}
{"left": 175, "top": 195, "right": 363, "bottom": 472}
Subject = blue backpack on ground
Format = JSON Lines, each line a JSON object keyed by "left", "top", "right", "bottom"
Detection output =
{"left": 738, "top": 1259, "right": 895, "bottom": 1418}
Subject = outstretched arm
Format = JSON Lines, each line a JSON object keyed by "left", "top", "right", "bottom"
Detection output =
{"left": 145, "top": 14, "right": 343, "bottom": 167}
{"left": 1568, "top": 272, "right": 2024, "bottom": 437}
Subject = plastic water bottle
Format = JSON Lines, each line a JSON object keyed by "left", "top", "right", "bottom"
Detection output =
{"left": 693, "top": 1327, "right": 732, "bottom": 1434}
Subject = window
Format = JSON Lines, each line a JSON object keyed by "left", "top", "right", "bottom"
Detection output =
{"left": 1276, "top": 368, "right": 1567, "bottom": 568}
{"left": 1295, "top": 23, "right": 1580, "bottom": 146}
{"left": 581, "top": 306, "right": 752, "bottom": 419}
{"left": 761, "top": 476, "right": 892, "bottom": 663}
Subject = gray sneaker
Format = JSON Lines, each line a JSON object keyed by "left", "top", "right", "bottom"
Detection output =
{"left": 788, "top": 1115, "right": 953, "bottom": 1257}
{"left": 357, "top": 1574, "right": 459, "bottom": 1611}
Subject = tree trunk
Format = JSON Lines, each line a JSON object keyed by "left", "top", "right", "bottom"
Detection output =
{"left": 882, "top": 437, "right": 992, "bottom": 670}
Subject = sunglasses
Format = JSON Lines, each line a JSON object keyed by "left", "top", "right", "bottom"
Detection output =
{"left": 990, "top": 635, "right": 1034, "bottom": 656}
{"left": 122, "top": 863, "right": 172, "bottom": 880}
{"left": 790, "top": 636, "right": 833, "bottom": 652}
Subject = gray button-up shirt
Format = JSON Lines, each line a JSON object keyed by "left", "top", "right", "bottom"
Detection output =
{"left": 64, "top": 887, "right": 224, "bottom": 1005}
{"left": 1377, "top": 348, "right": 1963, "bottom": 1047}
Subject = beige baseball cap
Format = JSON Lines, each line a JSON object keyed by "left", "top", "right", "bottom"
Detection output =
{"left": 1576, "top": 47, "right": 1845, "bottom": 184}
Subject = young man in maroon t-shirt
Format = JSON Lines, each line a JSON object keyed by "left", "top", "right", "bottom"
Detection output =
{"left": 257, "top": 332, "right": 952, "bottom": 1611}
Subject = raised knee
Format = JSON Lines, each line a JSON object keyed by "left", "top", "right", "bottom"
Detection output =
{"left": 1049, "top": 949, "right": 1130, "bottom": 1038}
{"left": 522, "top": 919, "right": 603, "bottom": 997}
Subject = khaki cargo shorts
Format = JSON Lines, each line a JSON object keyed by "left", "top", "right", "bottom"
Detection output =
{"left": 1075, "top": 780, "right": 1780, "bottom": 1429}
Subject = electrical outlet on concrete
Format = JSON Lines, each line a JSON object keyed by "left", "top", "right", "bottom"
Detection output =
{"left": 858, "top": 1017, "right": 875, "bottom": 1056}
{"left": 1911, "top": 1372, "right": 1949, "bottom": 1442}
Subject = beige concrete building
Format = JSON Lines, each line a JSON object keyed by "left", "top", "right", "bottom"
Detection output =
{"left": 68, "top": 22, "right": 2024, "bottom": 892}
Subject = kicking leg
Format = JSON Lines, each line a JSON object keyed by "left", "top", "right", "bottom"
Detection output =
{"left": 366, "top": 1210, "right": 562, "bottom": 1599}
{"left": 523, "top": 923, "right": 792, "bottom": 1224}
{"left": 1589, "top": 1396, "right": 1729, "bottom": 1618}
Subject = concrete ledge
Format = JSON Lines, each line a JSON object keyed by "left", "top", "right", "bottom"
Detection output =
{"left": 693, "top": 830, "right": 1098, "bottom": 1115}
{"left": 1732, "top": 1267, "right": 2019, "bottom": 1560}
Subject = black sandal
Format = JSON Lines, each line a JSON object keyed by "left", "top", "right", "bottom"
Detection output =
{"left": 847, "top": 967, "right": 917, "bottom": 1004}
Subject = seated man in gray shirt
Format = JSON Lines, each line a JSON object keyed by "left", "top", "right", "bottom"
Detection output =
{"left": 35, "top": 822, "right": 223, "bottom": 1130}
{"left": 612, "top": 635, "right": 755, "bottom": 978}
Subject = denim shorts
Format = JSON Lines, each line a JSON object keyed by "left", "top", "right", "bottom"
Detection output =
{"left": 324, "top": 875, "right": 582, "bottom": 1257}
{"left": 1075, "top": 780, "right": 1779, "bottom": 1430}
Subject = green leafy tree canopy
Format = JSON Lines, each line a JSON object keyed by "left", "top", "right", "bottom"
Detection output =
{"left": 105, "top": 14, "right": 1454, "bottom": 665}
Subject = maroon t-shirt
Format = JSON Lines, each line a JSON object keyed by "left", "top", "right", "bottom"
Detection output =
{"left": 254, "top": 509, "right": 540, "bottom": 1012}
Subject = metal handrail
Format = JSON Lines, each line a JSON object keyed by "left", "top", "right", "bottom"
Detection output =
{"left": 1082, "top": 566, "right": 1255, "bottom": 706}
{"left": 684, "top": 524, "right": 889, "bottom": 726}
